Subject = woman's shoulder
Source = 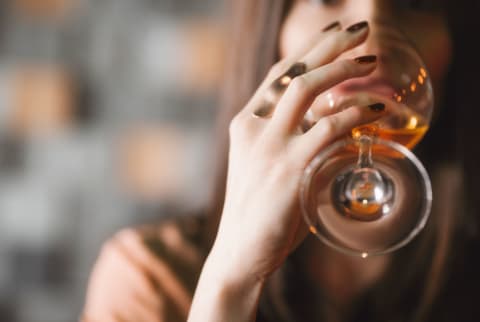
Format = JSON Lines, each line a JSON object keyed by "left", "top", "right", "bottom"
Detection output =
{"left": 129, "top": 214, "right": 208, "bottom": 291}
{"left": 136, "top": 214, "right": 209, "bottom": 255}
{"left": 82, "top": 214, "right": 208, "bottom": 322}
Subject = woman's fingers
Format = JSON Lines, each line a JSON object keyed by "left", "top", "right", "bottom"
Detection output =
{"left": 257, "top": 21, "right": 342, "bottom": 92}
{"left": 295, "top": 103, "right": 385, "bottom": 161}
{"left": 242, "top": 21, "right": 343, "bottom": 118}
{"left": 246, "top": 21, "right": 369, "bottom": 118}
{"left": 307, "top": 92, "right": 381, "bottom": 120}
{"left": 302, "top": 21, "right": 369, "bottom": 70}
{"left": 267, "top": 20, "right": 368, "bottom": 90}
{"left": 271, "top": 56, "right": 377, "bottom": 134}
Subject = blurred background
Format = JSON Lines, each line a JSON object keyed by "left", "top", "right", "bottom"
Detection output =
{"left": 0, "top": 0, "right": 225, "bottom": 321}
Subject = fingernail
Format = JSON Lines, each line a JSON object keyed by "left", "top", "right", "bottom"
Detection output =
{"left": 322, "top": 21, "right": 341, "bottom": 32}
{"left": 253, "top": 104, "right": 274, "bottom": 118}
{"left": 346, "top": 21, "right": 369, "bottom": 33}
{"left": 285, "top": 62, "right": 307, "bottom": 78}
{"left": 354, "top": 55, "right": 377, "bottom": 64}
{"left": 272, "top": 62, "right": 307, "bottom": 91}
{"left": 368, "top": 103, "right": 385, "bottom": 112}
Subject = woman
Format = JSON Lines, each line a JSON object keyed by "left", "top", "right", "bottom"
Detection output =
{"left": 82, "top": 0, "right": 480, "bottom": 321}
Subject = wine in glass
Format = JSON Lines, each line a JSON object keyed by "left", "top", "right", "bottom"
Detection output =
{"left": 300, "top": 26, "right": 434, "bottom": 258}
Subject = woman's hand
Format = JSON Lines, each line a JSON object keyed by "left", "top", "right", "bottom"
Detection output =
{"left": 214, "top": 20, "right": 383, "bottom": 281}
{"left": 188, "top": 20, "right": 386, "bottom": 322}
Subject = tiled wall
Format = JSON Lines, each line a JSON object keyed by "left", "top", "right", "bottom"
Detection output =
{"left": 0, "top": 0, "right": 224, "bottom": 321}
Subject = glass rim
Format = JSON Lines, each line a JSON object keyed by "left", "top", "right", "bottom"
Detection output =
{"left": 299, "top": 137, "right": 433, "bottom": 258}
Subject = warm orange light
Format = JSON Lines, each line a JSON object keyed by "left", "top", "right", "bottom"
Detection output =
{"left": 280, "top": 76, "right": 291, "bottom": 86}
{"left": 11, "top": 66, "right": 74, "bottom": 137}
{"left": 410, "top": 82, "right": 417, "bottom": 92}
{"left": 14, "top": 0, "right": 73, "bottom": 19}
{"left": 181, "top": 21, "right": 226, "bottom": 93}
{"left": 309, "top": 226, "right": 318, "bottom": 234}
{"left": 418, "top": 75, "right": 424, "bottom": 85}
{"left": 396, "top": 95, "right": 403, "bottom": 103}
{"left": 406, "top": 116, "right": 418, "bottom": 130}
{"left": 119, "top": 126, "right": 187, "bottom": 201}
{"left": 420, "top": 68, "right": 427, "bottom": 78}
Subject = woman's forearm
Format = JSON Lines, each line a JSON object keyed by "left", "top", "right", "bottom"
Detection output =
{"left": 188, "top": 249, "right": 265, "bottom": 322}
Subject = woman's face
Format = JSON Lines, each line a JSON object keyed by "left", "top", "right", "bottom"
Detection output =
{"left": 280, "top": 0, "right": 452, "bottom": 104}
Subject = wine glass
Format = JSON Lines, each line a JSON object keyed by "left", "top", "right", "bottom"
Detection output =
{"left": 299, "top": 26, "right": 434, "bottom": 258}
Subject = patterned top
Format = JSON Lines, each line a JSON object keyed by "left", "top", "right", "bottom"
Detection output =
{"left": 81, "top": 164, "right": 471, "bottom": 322}
{"left": 81, "top": 215, "right": 207, "bottom": 322}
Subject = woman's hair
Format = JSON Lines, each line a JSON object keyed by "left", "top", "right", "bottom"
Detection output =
{"left": 204, "top": 0, "right": 291, "bottom": 245}
{"left": 204, "top": 0, "right": 480, "bottom": 321}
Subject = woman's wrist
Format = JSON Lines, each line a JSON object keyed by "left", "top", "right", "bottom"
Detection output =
{"left": 206, "top": 243, "right": 267, "bottom": 288}
{"left": 187, "top": 249, "right": 266, "bottom": 322}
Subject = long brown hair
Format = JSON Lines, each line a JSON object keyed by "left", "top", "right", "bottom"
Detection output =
{"left": 204, "top": 0, "right": 291, "bottom": 245}
{"left": 203, "top": 1, "right": 479, "bottom": 321}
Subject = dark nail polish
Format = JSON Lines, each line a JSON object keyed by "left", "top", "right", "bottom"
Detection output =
{"left": 354, "top": 55, "right": 377, "bottom": 64}
{"left": 322, "top": 21, "right": 341, "bottom": 32}
{"left": 346, "top": 21, "right": 369, "bottom": 33}
{"left": 253, "top": 104, "right": 274, "bottom": 118}
{"left": 368, "top": 103, "right": 385, "bottom": 112}
{"left": 286, "top": 62, "right": 307, "bottom": 78}
{"left": 272, "top": 62, "right": 307, "bottom": 91}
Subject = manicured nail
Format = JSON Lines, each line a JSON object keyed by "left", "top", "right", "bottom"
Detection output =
{"left": 354, "top": 55, "right": 377, "bottom": 64}
{"left": 346, "top": 21, "right": 369, "bottom": 33}
{"left": 272, "top": 62, "right": 307, "bottom": 91}
{"left": 368, "top": 103, "right": 385, "bottom": 112}
{"left": 253, "top": 104, "right": 274, "bottom": 118}
{"left": 285, "top": 62, "right": 307, "bottom": 78}
{"left": 322, "top": 21, "right": 341, "bottom": 32}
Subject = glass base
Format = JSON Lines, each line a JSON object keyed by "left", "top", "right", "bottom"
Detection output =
{"left": 300, "top": 138, "right": 432, "bottom": 257}
{"left": 332, "top": 165, "right": 395, "bottom": 222}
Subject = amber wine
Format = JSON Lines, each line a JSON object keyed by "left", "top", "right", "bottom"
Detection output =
{"left": 351, "top": 114, "right": 429, "bottom": 150}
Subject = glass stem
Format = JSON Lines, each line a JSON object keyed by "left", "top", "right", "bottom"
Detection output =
{"left": 357, "top": 135, "right": 374, "bottom": 168}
